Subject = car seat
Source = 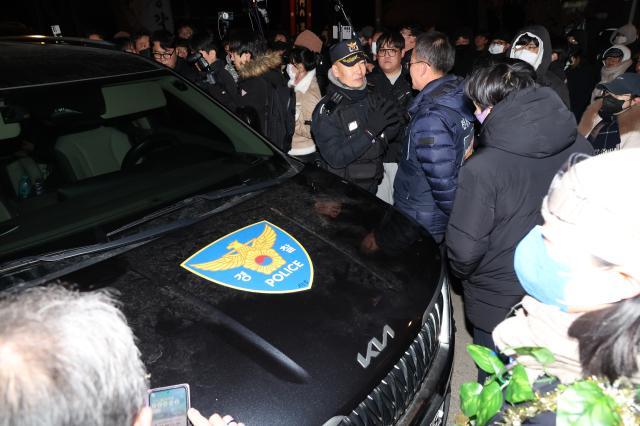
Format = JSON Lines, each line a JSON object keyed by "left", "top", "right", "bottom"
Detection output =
{"left": 54, "top": 126, "right": 131, "bottom": 181}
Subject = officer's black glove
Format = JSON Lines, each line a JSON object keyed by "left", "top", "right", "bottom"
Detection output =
{"left": 365, "top": 96, "right": 401, "bottom": 138}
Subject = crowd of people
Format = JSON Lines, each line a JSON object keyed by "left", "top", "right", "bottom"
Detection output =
{"left": 2, "top": 15, "right": 640, "bottom": 426}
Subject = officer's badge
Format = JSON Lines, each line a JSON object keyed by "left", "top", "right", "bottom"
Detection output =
{"left": 346, "top": 41, "right": 358, "bottom": 52}
{"left": 181, "top": 221, "right": 314, "bottom": 294}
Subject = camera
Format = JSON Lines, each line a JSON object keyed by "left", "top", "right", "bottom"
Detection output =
{"left": 187, "top": 52, "right": 211, "bottom": 72}
{"left": 218, "top": 11, "right": 234, "bottom": 21}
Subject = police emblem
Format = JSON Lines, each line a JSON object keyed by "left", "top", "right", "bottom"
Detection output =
{"left": 181, "top": 221, "right": 314, "bottom": 294}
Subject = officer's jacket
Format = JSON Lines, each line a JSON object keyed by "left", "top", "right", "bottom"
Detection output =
{"left": 311, "top": 72, "right": 397, "bottom": 192}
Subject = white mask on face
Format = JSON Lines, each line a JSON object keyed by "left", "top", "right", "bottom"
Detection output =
{"left": 614, "top": 35, "right": 628, "bottom": 45}
{"left": 488, "top": 43, "right": 505, "bottom": 54}
{"left": 286, "top": 63, "right": 297, "bottom": 81}
{"left": 371, "top": 41, "right": 377, "bottom": 55}
{"left": 511, "top": 49, "right": 540, "bottom": 69}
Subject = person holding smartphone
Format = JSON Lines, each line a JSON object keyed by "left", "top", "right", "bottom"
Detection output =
{"left": 0, "top": 285, "right": 243, "bottom": 426}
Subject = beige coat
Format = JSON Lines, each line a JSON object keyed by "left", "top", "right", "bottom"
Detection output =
{"left": 578, "top": 99, "right": 640, "bottom": 150}
{"left": 493, "top": 296, "right": 640, "bottom": 385}
{"left": 289, "top": 70, "right": 321, "bottom": 156}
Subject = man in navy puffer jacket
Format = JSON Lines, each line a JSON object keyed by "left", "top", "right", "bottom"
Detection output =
{"left": 393, "top": 31, "right": 474, "bottom": 243}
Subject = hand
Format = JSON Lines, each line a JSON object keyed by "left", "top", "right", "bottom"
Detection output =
{"left": 360, "top": 231, "right": 380, "bottom": 254}
{"left": 187, "top": 408, "right": 245, "bottom": 426}
{"left": 366, "top": 96, "right": 401, "bottom": 138}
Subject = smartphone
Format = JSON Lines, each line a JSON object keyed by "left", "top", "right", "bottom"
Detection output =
{"left": 148, "top": 383, "right": 191, "bottom": 426}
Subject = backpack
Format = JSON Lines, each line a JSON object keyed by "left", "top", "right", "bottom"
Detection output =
{"left": 262, "top": 79, "right": 295, "bottom": 152}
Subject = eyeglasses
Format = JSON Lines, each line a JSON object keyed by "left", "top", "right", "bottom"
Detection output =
{"left": 514, "top": 43, "right": 538, "bottom": 52}
{"left": 404, "top": 60, "right": 428, "bottom": 71}
{"left": 378, "top": 48, "right": 399, "bottom": 57}
{"left": 153, "top": 50, "right": 175, "bottom": 60}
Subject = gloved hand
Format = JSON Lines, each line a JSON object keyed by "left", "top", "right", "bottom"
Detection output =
{"left": 365, "top": 95, "right": 401, "bottom": 138}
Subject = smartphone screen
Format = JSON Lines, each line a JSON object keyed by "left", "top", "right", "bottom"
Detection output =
{"left": 148, "top": 384, "right": 190, "bottom": 426}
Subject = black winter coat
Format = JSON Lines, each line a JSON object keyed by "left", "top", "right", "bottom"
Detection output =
{"left": 366, "top": 67, "right": 414, "bottom": 163}
{"left": 235, "top": 51, "right": 288, "bottom": 136}
{"left": 311, "top": 73, "right": 398, "bottom": 193}
{"left": 445, "top": 86, "right": 593, "bottom": 332}
{"left": 194, "top": 59, "right": 239, "bottom": 112}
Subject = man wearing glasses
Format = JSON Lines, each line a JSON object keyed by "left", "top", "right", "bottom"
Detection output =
{"left": 151, "top": 30, "right": 198, "bottom": 82}
{"left": 367, "top": 31, "right": 414, "bottom": 204}
{"left": 392, "top": 31, "right": 473, "bottom": 244}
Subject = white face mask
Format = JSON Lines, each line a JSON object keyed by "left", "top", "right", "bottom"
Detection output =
{"left": 286, "top": 63, "right": 297, "bottom": 81}
{"left": 614, "top": 35, "right": 628, "bottom": 44}
{"left": 488, "top": 43, "right": 505, "bottom": 55}
{"left": 511, "top": 49, "right": 540, "bottom": 69}
{"left": 371, "top": 41, "right": 377, "bottom": 55}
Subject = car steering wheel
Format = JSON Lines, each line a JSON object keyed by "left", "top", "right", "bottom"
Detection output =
{"left": 121, "top": 133, "right": 180, "bottom": 170}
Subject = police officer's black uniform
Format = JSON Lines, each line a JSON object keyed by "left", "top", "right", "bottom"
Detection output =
{"left": 311, "top": 41, "right": 400, "bottom": 193}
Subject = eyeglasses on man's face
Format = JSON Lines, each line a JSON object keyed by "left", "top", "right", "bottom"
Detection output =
{"left": 404, "top": 60, "right": 428, "bottom": 71}
{"left": 153, "top": 50, "right": 175, "bottom": 60}
{"left": 378, "top": 48, "right": 399, "bottom": 57}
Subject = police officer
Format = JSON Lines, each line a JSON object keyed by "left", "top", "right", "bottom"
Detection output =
{"left": 311, "top": 39, "right": 400, "bottom": 193}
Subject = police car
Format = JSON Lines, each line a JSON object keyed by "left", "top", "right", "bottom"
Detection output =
{"left": 0, "top": 38, "right": 453, "bottom": 426}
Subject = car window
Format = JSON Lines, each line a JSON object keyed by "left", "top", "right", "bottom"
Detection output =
{"left": 0, "top": 73, "right": 291, "bottom": 259}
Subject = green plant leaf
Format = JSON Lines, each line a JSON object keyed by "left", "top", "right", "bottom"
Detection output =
{"left": 512, "top": 346, "right": 556, "bottom": 365}
{"left": 475, "top": 381, "right": 503, "bottom": 426}
{"left": 505, "top": 364, "right": 536, "bottom": 404}
{"left": 557, "top": 381, "right": 622, "bottom": 426}
{"left": 467, "top": 344, "right": 505, "bottom": 375}
{"left": 460, "top": 382, "right": 483, "bottom": 417}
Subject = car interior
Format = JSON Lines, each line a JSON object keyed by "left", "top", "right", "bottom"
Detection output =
{"left": 0, "top": 75, "right": 282, "bottom": 258}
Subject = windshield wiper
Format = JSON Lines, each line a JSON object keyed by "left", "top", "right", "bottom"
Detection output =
{"left": 107, "top": 171, "right": 293, "bottom": 239}
{"left": 0, "top": 191, "right": 257, "bottom": 275}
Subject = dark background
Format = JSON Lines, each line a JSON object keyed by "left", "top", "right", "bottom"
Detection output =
{"left": 1, "top": 0, "right": 637, "bottom": 45}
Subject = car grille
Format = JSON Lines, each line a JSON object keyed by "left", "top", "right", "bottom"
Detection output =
{"left": 340, "top": 292, "right": 444, "bottom": 426}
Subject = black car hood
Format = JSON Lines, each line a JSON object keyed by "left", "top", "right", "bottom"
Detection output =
{"left": 16, "top": 168, "right": 442, "bottom": 425}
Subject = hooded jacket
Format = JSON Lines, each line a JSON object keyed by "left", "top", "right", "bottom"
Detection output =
{"left": 393, "top": 74, "right": 474, "bottom": 243}
{"left": 446, "top": 86, "right": 593, "bottom": 332}
{"left": 235, "top": 51, "right": 288, "bottom": 136}
{"left": 509, "top": 26, "right": 571, "bottom": 108}
{"left": 591, "top": 45, "right": 634, "bottom": 102}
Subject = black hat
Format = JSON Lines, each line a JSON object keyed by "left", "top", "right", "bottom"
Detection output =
{"left": 597, "top": 73, "right": 640, "bottom": 96}
{"left": 329, "top": 39, "right": 367, "bottom": 66}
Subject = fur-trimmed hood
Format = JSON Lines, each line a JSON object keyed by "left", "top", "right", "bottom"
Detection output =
{"left": 236, "top": 50, "right": 283, "bottom": 80}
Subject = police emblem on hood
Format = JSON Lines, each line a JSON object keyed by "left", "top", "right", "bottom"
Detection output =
{"left": 181, "top": 221, "right": 314, "bottom": 294}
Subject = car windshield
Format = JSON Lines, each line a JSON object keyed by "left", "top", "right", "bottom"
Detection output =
{"left": 0, "top": 71, "right": 292, "bottom": 260}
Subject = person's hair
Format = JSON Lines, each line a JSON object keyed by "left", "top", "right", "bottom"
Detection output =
{"left": 290, "top": 46, "right": 319, "bottom": 71}
{"left": 414, "top": 31, "right": 455, "bottom": 74}
{"left": 132, "top": 30, "right": 150, "bottom": 42}
{"left": 465, "top": 59, "right": 537, "bottom": 109}
{"left": 113, "top": 36, "right": 134, "bottom": 52}
{"left": 0, "top": 285, "right": 148, "bottom": 426}
{"left": 400, "top": 23, "right": 423, "bottom": 37}
{"left": 377, "top": 31, "right": 404, "bottom": 51}
{"left": 515, "top": 33, "right": 540, "bottom": 47}
{"left": 227, "top": 30, "right": 266, "bottom": 58}
{"left": 190, "top": 31, "right": 221, "bottom": 55}
{"left": 151, "top": 29, "right": 176, "bottom": 50}
{"left": 551, "top": 36, "right": 569, "bottom": 64}
{"left": 568, "top": 295, "right": 640, "bottom": 382}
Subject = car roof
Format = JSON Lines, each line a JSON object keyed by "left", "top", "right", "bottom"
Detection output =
{"left": 0, "top": 41, "right": 164, "bottom": 89}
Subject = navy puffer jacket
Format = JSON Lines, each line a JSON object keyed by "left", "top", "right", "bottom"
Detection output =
{"left": 393, "top": 74, "right": 474, "bottom": 242}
